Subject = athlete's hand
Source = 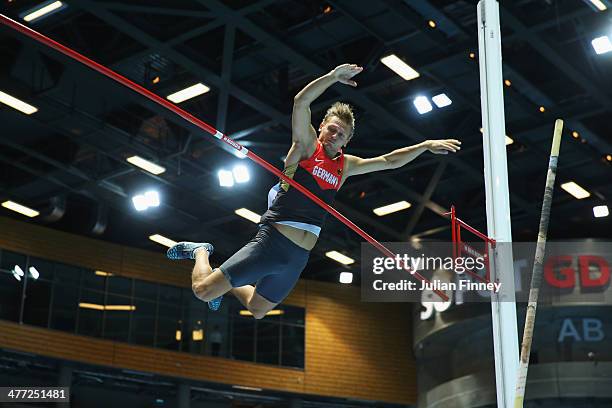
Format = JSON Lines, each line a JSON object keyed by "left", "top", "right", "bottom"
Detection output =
{"left": 331, "top": 64, "right": 363, "bottom": 87}
{"left": 425, "top": 139, "right": 461, "bottom": 154}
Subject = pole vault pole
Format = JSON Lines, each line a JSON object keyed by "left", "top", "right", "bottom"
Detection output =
{"left": 477, "top": 1, "right": 519, "bottom": 407}
{"left": 514, "top": 119, "right": 563, "bottom": 407}
{"left": 0, "top": 13, "right": 447, "bottom": 301}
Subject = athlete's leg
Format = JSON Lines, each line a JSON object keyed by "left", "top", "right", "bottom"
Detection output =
{"left": 191, "top": 249, "right": 232, "bottom": 302}
{"left": 173, "top": 224, "right": 306, "bottom": 317}
{"left": 179, "top": 245, "right": 260, "bottom": 306}
{"left": 167, "top": 242, "right": 224, "bottom": 309}
{"left": 229, "top": 285, "right": 277, "bottom": 319}
{"left": 246, "top": 292, "right": 278, "bottom": 319}
{"left": 186, "top": 238, "right": 275, "bottom": 307}
{"left": 229, "top": 285, "right": 256, "bottom": 307}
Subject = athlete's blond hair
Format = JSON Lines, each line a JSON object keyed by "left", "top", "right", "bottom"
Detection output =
{"left": 322, "top": 102, "right": 355, "bottom": 137}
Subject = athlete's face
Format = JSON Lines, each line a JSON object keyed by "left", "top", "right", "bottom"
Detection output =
{"left": 318, "top": 117, "right": 351, "bottom": 155}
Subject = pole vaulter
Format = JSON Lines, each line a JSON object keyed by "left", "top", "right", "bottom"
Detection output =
{"left": 0, "top": 13, "right": 448, "bottom": 301}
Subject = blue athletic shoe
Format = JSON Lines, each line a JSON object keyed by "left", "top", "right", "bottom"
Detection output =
{"left": 166, "top": 242, "right": 214, "bottom": 260}
{"left": 208, "top": 296, "right": 223, "bottom": 311}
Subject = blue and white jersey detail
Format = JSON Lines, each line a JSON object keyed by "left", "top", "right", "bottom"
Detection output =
{"left": 267, "top": 183, "right": 321, "bottom": 237}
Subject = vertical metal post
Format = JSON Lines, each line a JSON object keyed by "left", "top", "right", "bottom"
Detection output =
{"left": 177, "top": 384, "right": 190, "bottom": 408}
{"left": 18, "top": 257, "right": 30, "bottom": 324}
{"left": 56, "top": 363, "right": 72, "bottom": 408}
{"left": 217, "top": 23, "right": 235, "bottom": 134}
{"left": 289, "top": 399, "right": 303, "bottom": 408}
{"left": 477, "top": 1, "right": 520, "bottom": 407}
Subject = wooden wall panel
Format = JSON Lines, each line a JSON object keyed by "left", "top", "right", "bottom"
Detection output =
{"left": 0, "top": 320, "right": 304, "bottom": 392}
{"left": 303, "top": 281, "right": 416, "bottom": 402}
{"left": 0, "top": 321, "right": 115, "bottom": 367}
{"left": 0, "top": 216, "right": 416, "bottom": 404}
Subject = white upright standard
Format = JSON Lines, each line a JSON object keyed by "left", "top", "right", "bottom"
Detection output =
{"left": 476, "top": 1, "right": 520, "bottom": 407}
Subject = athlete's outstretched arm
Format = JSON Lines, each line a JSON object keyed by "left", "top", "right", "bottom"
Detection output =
{"left": 291, "top": 64, "right": 362, "bottom": 155}
{"left": 343, "top": 139, "right": 461, "bottom": 178}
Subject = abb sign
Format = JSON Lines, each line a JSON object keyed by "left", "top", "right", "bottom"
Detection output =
{"left": 544, "top": 255, "right": 610, "bottom": 289}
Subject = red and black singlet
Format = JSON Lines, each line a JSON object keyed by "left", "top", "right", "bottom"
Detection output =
{"left": 262, "top": 142, "right": 344, "bottom": 228}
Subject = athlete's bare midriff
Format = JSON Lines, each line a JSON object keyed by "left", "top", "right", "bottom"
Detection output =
{"left": 272, "top": 222, "right": 318, "bottom": 251}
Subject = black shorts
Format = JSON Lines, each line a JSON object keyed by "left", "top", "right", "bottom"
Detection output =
{"left": 218, "top": 223, "right": 310, "bottom": 304}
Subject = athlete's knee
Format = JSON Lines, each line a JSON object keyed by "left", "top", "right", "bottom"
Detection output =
{"left": 247, "top": 303, "right": 272, "bottom": 320}
{"left": 250, "top": 308, "right": 267, "bottom": 320}
{"left": 192, "top": 280, "right": 216, "bottom": 302}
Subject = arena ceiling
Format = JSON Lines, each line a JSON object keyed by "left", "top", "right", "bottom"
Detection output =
{"left": 1, "top": 0, "right": 611, "bottom": 282}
